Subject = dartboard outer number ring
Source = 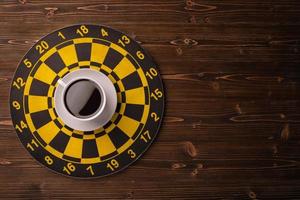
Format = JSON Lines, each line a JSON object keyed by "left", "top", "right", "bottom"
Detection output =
{"left": 10, "top": 24, "right": 164, "bottom": 178}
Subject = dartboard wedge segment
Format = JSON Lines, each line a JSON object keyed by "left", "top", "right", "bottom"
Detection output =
{"left": 10, "top": 24, "right": 164, "bottom": 178}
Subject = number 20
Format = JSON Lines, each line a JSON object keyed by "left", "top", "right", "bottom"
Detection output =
{"left": 36, "top": 41, "right": 49, "bottom": 54}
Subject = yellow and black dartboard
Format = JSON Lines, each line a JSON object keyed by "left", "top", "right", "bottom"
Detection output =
{"left": 10, "top": 24, "right": 164, "bottom": 178}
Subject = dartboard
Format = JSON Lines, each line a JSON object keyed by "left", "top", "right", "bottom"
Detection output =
{"left": 10, "top": 24, "right": 164, "bottom": 178}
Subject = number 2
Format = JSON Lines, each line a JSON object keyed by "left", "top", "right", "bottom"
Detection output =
{"left": 151, "top": 112, "right": 160, "bottom": 122}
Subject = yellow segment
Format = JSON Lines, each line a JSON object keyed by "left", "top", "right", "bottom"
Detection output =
{"left": 94, "top": 127, "right": 104, "bottom": 134}
{"left": 69, "top": 66, "right": 80, "bottom": 72}
{"left": 73, "top": 129, "right": 84, "bottom": 135}
{"left": 107, "top": 74, "right": 117, "bottom": 84}
{"left": 47, "top": 85, "right": 55, "bottom": 97}
{"left": 58, "top": 67, "right": 69, "bottom": 78}
{"left": 34, "top": 63, "right": 57, "bottom": 85}
{"left": 81, "top": 157, "right": 101, "bottom": 164}
{"left": 110, "top": 43, "right": 127, "bottom": 56}
{"left": 57, "top": 117, "right": 65, "bottom": 126}
{"left": 37, "top": 121, "right": 60, "bottom": 144}
{"left": 105, "top": 124, "right": 115, "bottom": 133}
{"left": 101, "top": 65, "right": 112, "bottom": 73}
{"left": 96, "top": 134, "right": 116, "bottom": 157}
{"left": 64, "top": 137, "right": 83, "bottom": 159}
{"left": 90, "top": 65, "right": 100, "bottom": 71}
{"left": 28, "top": 96, "right": 49, "bottom": 113}
{"left": 110, "top": 113, "right": 118, "bottom": 122}
{"left": 125, "top": 87, "right": 145, "bottom": 105}
{"left": 137, "top": 68, "right": 148, "bottom": 87}
{"left": 119, "top": 103, "right": 126, "bottom": 115}
{"left": 78, "top": 61, "right": 90, "bottom": 66}
{"left": 24, "top": 76, "right": 33, "bottom": 96}
{"left": 48, "top": 108, "right": 57, "bottom": 120}
{"left": 117, "top": 115, "right": 140, "bottom": 137}
{"left": 83, "top": 134, "right": 96, "bottom": 140}
{"left": 73, "top": 38, "right": 93, "bottom": 44}
{"left": 116, "top": 81, "right": 125, "bottom": 92}
{"left": 141, "top": 105, "right": 150, "bottom": 124}
{"left": 61, "top": 126, "right": 72, "bottom": 136}
{"left": 91, "top": 43, "right": 109, "bottom": 64}
{"left": 25, "top": 113, "right": 35, "bottom": 132}
{"left": 114, "top": 57, "right": 136, "bottom": 79}
{"left": 58, "top": 45, "right": 78, "bottom": 66}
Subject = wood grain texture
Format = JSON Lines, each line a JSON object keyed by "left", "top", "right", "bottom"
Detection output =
{"left": 0, "top": 0, "right": 299, "bottom": 199}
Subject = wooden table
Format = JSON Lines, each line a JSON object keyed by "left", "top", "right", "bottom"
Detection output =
{"left": 0, "top": 0, "right": 299, "bottom": 199}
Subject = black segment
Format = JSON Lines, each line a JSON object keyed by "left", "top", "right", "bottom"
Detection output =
{"left": 51, "top": 75, "right": 60, "bottom": 86}
{"left": 68, "top": 63, "right": 79, "bottom": 69}
{"left": 64, "top": 125, "right": 74, "bottom": 132}
{"left": 72, "top": 133, "right": 83, "bottom": 139}
{"left": 75, "top": 43, "right": 92, "bottom": 61}
{"left": 44, "top": 52, "right": 66, "bottom": 73}
{"left": 29, "top": 78, "right": 50, "bottom": 96}
{"left": 103, "top": 48, "right": 123, "bottom": 69}
{"left": 84, "top": 131, "right": 95, "bottom": 135}
{"left": 114, "top": 114, "right": 122, "bottom": 124}
{"left": 115, "top": 103, "right": 121, "bottom": 113}
{"left": 95, "top": 131, "right": 106, "bottom": 138}
{"left": 30, "top": 110, "right": 52, "bottom": 129}
{"left": 47, "top": 97, "right": 52, "bottom": 108}
{"left": 110, "top": 71, "right": 120, "bottom": 81}
{"left": 144, "top": 87, "right": 149, "bottom": 105}
{"left": 63, "top": 155, "right": 81, "bottom": 163}
{"left": 103, "top": 121, "right": 113, "bottom": 129}
{"left": 121, "top": 71, "right": 143, "bottom": 90}
{"left": 53, "top": 118, "right": 63, "bottom": 129}
{"left": 124, "top": 104, "right": 144, "bottom": 121}
{"left": 82, "top": 140, "right": 99, "bottom": 158}
{"left": 108, "top": 127, "right": 130, "bottom": 149}
{"left": 114, "top": 83, "right": 120, "bottom": 92}
{"left": 24, "top": 95, "right": 29, "bottom": 114}
{"left": 49, "top": 131, "right": 70, "bottom": 153}
{"left": 100, "top": 151, "right": 118, "bottom": 161}
{"left": 90, "top": 61, "right": 101, "bottom": 67}
{"left": 121, "top": 92, "right": 126, "bottom": 102}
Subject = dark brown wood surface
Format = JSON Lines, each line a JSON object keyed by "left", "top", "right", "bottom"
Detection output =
{"left": 0, "top": 0, "right": 300, "bottom": 199}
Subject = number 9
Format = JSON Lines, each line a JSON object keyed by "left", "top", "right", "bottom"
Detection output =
{"left": 12, "top": 101, "right": 21, "bottom": 110}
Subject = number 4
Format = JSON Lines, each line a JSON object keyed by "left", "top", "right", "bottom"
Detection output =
{"left": 101, "top": 28, "right": 108, "bottom": 37}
